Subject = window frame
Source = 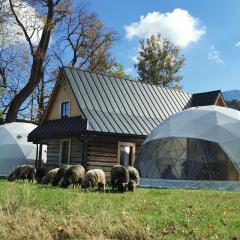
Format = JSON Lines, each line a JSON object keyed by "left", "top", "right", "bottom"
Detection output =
{"left": 60, "top": 100, "right": 71, "bottom": 118}
{"left": 117, "top": 141, "right": 136, "bottom": 166}
{"left": 59, "top": 139, "right": 71, "bottom": 165}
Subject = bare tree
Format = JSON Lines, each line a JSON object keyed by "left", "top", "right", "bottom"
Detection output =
{"left": 53, "top": 3, "right": 118, "bottom": 72}
{"left": 1, "top": 1, "right": 123, "bottom": 123}
{"left": 5, "top": 0, "right": 69, "bottom": 123}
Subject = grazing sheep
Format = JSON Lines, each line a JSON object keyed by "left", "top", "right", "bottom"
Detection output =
{"left": 59, "top": 165, "right": 85, "bottom": 188}
{"left": 19, "top": 165, "right": 36, "bottom": 182}
{"left": 81, "top": 169, "right": 106, "bottom": 191}
{"left": 41, "top": 168, "right": 59, "bottom": 185}
{"left": 7, "top": 166, "right": 22, "bottom": 182}
{"left": 7, "top": 165, "right": 36, "bottom": 182}
{"left": 127, "top": 166, "right": 140, "bottom": 192}
{"left": 36, "top": 166, "right": 50, "bottom": 183}
{"left": 111, "top": 165, "right": 129, "bottom": 193}
{"left": 51, "top": 165, "right": 70, "bottom": 187}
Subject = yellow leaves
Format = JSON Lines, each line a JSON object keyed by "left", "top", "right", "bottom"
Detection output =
{"left": 58, "top": 226, "right": 64, "bottom": 232}
{"left": 160, "top": 226, "right": 177, "bottom": 235}
{"left": 122, "top": 211, "right": 130, "bottom": 220}
{"left": 161, "top": 228, "right": 170, "bottom": 235}
{"left": 208, "top": 224, "right": 213, "bottom": 229}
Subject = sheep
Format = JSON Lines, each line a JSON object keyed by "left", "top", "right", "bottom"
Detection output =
{"left": 59, "top": 165, "right": 85, "bottom": 188}
{"left": 36, "top": 166, "right": 50, "bottom": 183}
{"left": 19, "top": 165, "right": 36, "bottom": 182}
{"left": 51, "top": 165, "right": 70, "bottom": 187}
{"left": 81, "top": 169, "right": 106, "bottom": 191}
{"left": 127, "top": 166, "right": 140, "bottom": 192}
{"left": 7, "top": 166, "right": 22, "bottom": 182}
{"left": 111, "top": 165, "right": 129, "bottom": 193}
{"left": 7, "top": 165, "right": 36, "bottom": 182}
{"left": 41, "top": 168, "right": 59, "bottom": 185}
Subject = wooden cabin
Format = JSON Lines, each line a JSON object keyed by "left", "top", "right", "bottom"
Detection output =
{"left": 28, "top": 67, "right": 226, "bottom": 178}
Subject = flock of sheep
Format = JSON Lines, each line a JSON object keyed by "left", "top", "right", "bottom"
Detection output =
{"left": 7, "top": 164, "right": 140, "bottom": 192}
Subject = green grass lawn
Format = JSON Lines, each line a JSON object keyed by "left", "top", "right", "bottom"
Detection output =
{"left": 0, "top": 180, "right": 239, "bottom": 240}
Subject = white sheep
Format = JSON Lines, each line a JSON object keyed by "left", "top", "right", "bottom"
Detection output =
{"left": 81, "top": 169, "right": 106, "bottom": 191}
{"left": 127, "top": 166, "right": 140, "bottom": 192}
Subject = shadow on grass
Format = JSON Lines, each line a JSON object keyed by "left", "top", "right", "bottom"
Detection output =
{"left": 3, "top": 179, "right": 172, "bottom": 195}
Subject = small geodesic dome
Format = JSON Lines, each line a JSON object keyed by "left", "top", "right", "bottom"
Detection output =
{"left": 0, "top": 122, "right": 46, "bottom": 176}
{"left": 135, "top": 106, "right": 240, "bottom": 187}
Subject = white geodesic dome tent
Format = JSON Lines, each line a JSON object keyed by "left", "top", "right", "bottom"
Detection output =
{"left": 135, "top": 106, "right": 240, "bottom": 190}
{"left": 0, "top": 122, "right": 47, "bottom": 176}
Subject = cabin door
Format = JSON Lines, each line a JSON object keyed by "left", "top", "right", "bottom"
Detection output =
{"left": 118, "top": 142, "right": 136, "bottom": 167}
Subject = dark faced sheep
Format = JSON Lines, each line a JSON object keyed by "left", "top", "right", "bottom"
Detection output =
{"left": 36, "top": 166, "right": 50, "bottom": 183}
{"left": 59, "top": 165, "right": 85, "bottom": 188}
{"left": 51, "top": 165, "right": 70, "bottom": 187}
{"left": 81, "top": 169, "right": 106, "bottom": 191}
{"left": 7, "top": 166, "right": 22, "bottom": 181}
{"left": 41, "top": 168, "right": 59, "bottom": 185}
{"left": 7, "top": 165, "right": 36, "bottom": 182}
{"left": 127, "top": 166, "right": 140, "bottom": 192}
{"left": 19, "top": 165, "right": 36, "bottom": 182}
{"left": 111, "top": 165, "right": 129, "bottom": 193}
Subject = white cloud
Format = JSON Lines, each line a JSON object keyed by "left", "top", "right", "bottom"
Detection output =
{"left": 125, "top": 67, "right": 134, "bottom": 73}
{"left": 208, "top": 45, "right": 224, "bottom": 64}
{"left": 130, "top": 55, "right": 138, "bottom": 63}
{"left": 0, "top": 0, "right": 43, "bottom": 47}
{"left": 235, "top": 41, "right": 240, "bottom": 47}
{"left": 124, "top": 9, "right": 206, "bottom": 48}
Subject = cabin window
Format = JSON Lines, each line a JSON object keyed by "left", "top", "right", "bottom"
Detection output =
{"left": 61, "top": 101, "right": 70, "bottom": 118}
{"left": 60, "top": 139, "right": 71, "bottom": 164}
{"left": 118, "top": 142, "right": 136, "bottom": 167}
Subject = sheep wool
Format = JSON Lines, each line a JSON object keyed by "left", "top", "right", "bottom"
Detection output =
{"left": 59, "top": 165, "right": 85, "bottom": 188}
{"left": 81, "top": 169, "right": 106, "bottom": 191}
{"left": 41, "top": 168, "right": 59, "bottom": 185}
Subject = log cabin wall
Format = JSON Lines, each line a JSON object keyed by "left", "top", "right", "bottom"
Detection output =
{"left": 45, "top": 135, "right": 145, "bottom": 179}
{"left": 46, "top": 138, "right": 86, "bottom": 167}
{"left": 86, "top": 135, "right": 145, "bottom": 178}
{"left": 46, "top": 139, "right": 60, "bottom": 166}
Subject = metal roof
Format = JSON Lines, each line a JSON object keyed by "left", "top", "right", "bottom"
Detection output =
{"left": 28, "top": 116, "right": 87, "bottom": 142}
{"left": 63, "top": 67, "right": 192, "bottom": 136}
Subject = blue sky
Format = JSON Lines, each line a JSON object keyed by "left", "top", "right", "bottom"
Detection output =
{"left": 83, "top": 0, "right": 240, "bottom": 93}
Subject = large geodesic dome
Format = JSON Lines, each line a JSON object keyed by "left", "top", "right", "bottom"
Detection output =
{"left": 0, "top": 122, "right": 46, "bottom": 176}
{"left": 135, "top": 106, "right": 240, "bottom": 190}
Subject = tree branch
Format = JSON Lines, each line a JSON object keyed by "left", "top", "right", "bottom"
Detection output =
{"left": 9, "top": 0, "right": 34, "bottom": 54}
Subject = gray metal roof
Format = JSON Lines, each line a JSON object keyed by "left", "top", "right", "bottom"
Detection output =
{"left": 63, "top": 67, "right": 192, "bottom": 136}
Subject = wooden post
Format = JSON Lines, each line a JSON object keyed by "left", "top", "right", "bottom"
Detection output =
{"left": 38, "top": 144, "right": 43, "bottom": 169}
{"left": 35, "top": 144, "right": 39, "bottom": 169}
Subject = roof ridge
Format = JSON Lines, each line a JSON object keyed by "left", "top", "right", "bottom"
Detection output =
{"left": 193, "top": 90, "right": 221, "bottom": 95}
{"left": 62, "top": 66, "right": 191, "bottom": 95}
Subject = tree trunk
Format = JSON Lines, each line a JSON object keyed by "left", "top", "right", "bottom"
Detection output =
{"left": 5, "top": 0, "right": 54, "bottom": 123}
{"left": 37, "top": 71, "right": 45, "bottom": 122}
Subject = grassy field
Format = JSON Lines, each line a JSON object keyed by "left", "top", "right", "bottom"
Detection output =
{"left": 0, "top": 181, "right": 239, "bottom": 240}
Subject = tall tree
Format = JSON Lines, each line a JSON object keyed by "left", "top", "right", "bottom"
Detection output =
{"left": 135, "top": 34, "right": 185, "bottom": 88}
{"left": 1, "top": 1, "right": 123, "bottom": 122}
{"left": 5, "top": 0, "right": 69, "bottom": 123}
{"left": 53, "top": 3, "right": 118, "bottom": 72}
